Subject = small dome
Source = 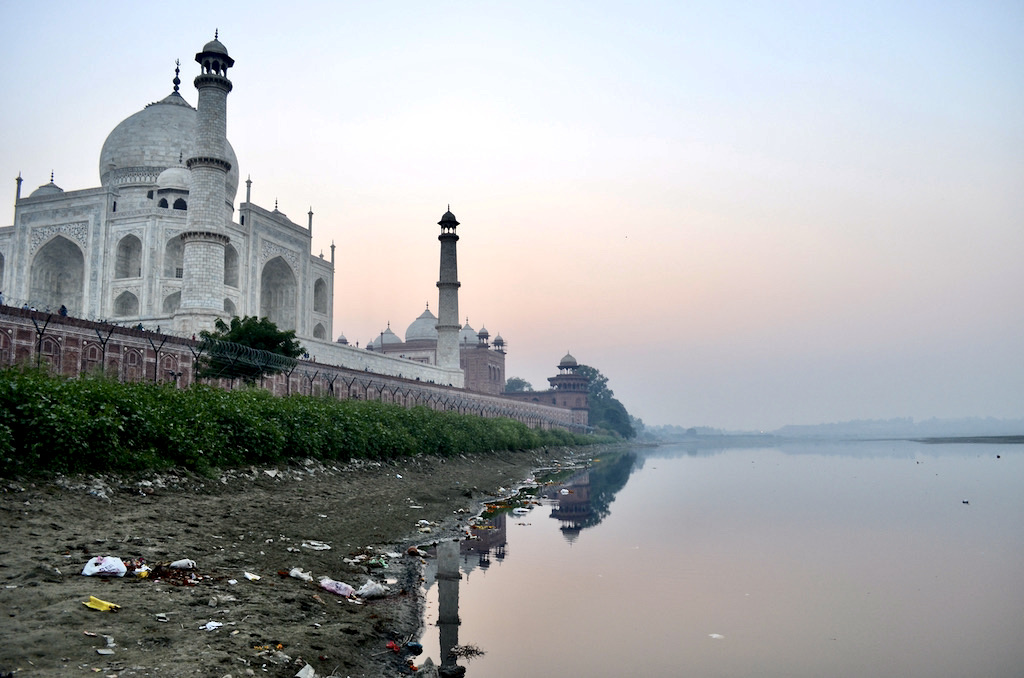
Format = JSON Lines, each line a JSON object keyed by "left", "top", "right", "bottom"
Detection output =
{"left": 335, "top": 333, "right": 348, "bottom": 345}
{"left": 493, "top": 333, "right": 505, "bottom": 346}
{"left": 459, "top": 321, "right": 476, "bottom": 344}
{"left": 438, "top": 209, "right": 459, "bottom": 226}
{"left": 156, "top": 166, "right": 191, "bottom": 191}
{"left": 368, "top": 326, "right": 402, "bottom": 349}
{"left": 559, "top": 352, "right": 578, "bottom": 368}
{"left": 29, "top": 180, "right": 64, "bottom": 198}
{"left": 405, "top": 306, "right": 439, "bottom": 342}
{"left": 203, "top": 37, "right": 229, "bottom": 55}
{"left": 477, "top": 326, "right": 490, "bottom": 339}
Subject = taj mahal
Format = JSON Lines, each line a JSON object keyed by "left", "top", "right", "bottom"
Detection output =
{"left": 0, "top": 33, "right": 527, "bottom": 396}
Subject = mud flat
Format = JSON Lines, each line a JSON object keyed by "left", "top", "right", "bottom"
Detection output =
{"left": 0, "top": 447, "right": 592, "bottom": 677}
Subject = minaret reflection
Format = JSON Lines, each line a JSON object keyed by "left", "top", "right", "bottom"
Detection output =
{"left": 436, "top": 540, "right": 463, "bottom": 676}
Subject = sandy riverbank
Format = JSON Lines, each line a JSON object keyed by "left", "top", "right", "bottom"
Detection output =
{"left": 0, "top": 447, "right": 589, "bottom": 677}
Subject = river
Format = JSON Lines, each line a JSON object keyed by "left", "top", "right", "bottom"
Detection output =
{"left": 418, "top": 439, "right": 1023, "bottom": 677}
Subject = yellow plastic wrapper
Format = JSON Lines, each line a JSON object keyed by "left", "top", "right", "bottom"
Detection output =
{"left": 83, "top": 595, "right": 121, "bottom": 612}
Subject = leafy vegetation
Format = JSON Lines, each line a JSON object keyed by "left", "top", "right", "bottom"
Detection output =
{"left": 198, "top": 316, "right": 304, "bottom": 384}
{"left": 0, "top": 367, "right": 610, "bottom": 477}
{"left": 576, "top": 364, "right": 636, "bottom": 439}
{"left": 504, "top": 376, "right": 534, "bottom": 392}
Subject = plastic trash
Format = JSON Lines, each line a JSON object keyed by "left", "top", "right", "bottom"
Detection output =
{"left": 512, "top": 507, "right": 530, "bottom": 515}
{"left": 199, "top": 621, "right": 223, "bottom": 631}
{"left": 244, "top": 571, "right": 261, "bottom": 581}
{"left": 289, "top": 567, "right": 313, "bottom": 582}
{"left": 83, "top": 595, "right": 121, "bottom": 612}
{"left": 356, "top": 579, "right": 388, "bottom": 599}
{"left": 301, "top": 540, "right": 331, "bottom": 551}
{"left": 318, "top": 576, "right": 354, "bottom": 597}
{"left": 169, "top": 559, "right": 196, "bottom": 569}
{"left": 294, "top": 665, "right": 317, "bottom": 678}
{"left": 82, "top": 556, "right": 127, "bottom": 577}
{"left": 559, "top": 488, "right": 570, "bottom": 495}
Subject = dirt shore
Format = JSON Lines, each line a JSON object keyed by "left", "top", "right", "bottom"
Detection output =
{"left": 0, "top": 447, "right": 587, "bottom": 677}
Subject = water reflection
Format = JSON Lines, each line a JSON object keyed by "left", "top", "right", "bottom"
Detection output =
{"left": 436, "top": 540, "right": 464, "bottom": 677}
{"left": 420, "top": 442, "right": 1024, "bottom": 677}
{"left": 543, "top": 451, "right": 638, "bottom": 541}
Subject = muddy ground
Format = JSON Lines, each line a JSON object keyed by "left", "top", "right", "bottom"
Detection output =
{"left": 0, "top": 447, "right": 587, "bottom": 677}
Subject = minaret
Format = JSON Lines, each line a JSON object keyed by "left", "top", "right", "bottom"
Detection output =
{"left": 435, "top": 207, "right": 462, "bottom": 369}
{"left": 177, "top": 31, "right": 234, "bottom": 334}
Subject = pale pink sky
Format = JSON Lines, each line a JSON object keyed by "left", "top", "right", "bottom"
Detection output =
{"left": 2, "top": 2, "right": 1022, "bottom": 429}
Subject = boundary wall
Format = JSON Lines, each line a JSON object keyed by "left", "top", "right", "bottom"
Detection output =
{"left": 0, "top": 306, "right": 584, "bottom": 431}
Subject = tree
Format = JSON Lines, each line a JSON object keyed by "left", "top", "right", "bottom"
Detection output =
{"left": 576, "top": 364, "right": 636, "bottom": 438}
{"left": 198, "top": 316, "right": 304, "bottom": 384}
{"left": 505, "top": 376, "right": 534, "bottom": 392}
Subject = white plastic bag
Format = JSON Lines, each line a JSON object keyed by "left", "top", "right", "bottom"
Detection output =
{"left": 356, "top": 579, "right": 388, "bottom": 599}
{"left": 82, "top": 556, "right": 127, "bottom": 577}
{"left": 169, "top": 558, "right": 196, "bottom": 569}
{"left": 289, "top": 567, "right": 313, "bottom": 582}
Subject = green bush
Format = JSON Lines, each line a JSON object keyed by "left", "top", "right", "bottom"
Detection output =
{"left": 0, "top": 367, "right": 604, "bottom": 477}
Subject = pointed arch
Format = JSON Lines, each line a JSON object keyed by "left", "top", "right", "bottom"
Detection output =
{"left": 164, "top": 236, "right": 184, "bottom": 278}
{"left": 313, "top": 278, "right": 327, "bottom": 313}
{"left": 163, "top": 291, "right": 181, "bottom": 315}
{"left": 114, "top": 291, "right": 139, "bottom": 317}
{"left": 313, "top": 323, "right": 326, "bottom": 340}
{"left": 224, "top": 244, "right": 239, "bottom": 287}
{"left": 30, "top": 235, "right": 85, "bottom": 313}
{"left": 224, "top": 298, "right": 236, "bottom": 316}
{"left": 114, "top": 234, "right": 142, "bottom": 279}
{"left": 260, "top": 256, "right": 297, "bottom": 331}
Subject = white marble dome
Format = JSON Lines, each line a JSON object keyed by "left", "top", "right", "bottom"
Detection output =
{"left": 156, "top": 165, "right": 191, "bottom": 191}
{"left": 405, "top": 306, "right": 439, "bottom": 342}
{"left": 99, "top": 90, "right": 239, "bottom": 203}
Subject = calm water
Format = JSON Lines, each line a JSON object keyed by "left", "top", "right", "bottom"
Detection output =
{"left": 419, "top": 441, "right": 1024, "bottom": 677}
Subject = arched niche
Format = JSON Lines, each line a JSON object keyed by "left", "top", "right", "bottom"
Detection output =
{"left": 164, "top": 236, "right": 184, "bottom": 278}
{"left": 30, "top": 235, "right": 85, "bottom": 313}
{"left": 224, "top": 298, "right": 236, "bottom": 316}
{"left": 114, "top": 234, "right": 142, "bottom": 279}
{"left": 163, "top": 291, "right": 181, "bottom": 315}
{"left": 114, "top": 291, "right": 139, "bottom": 317}
{"left": 224, "top": 244, "right": 239, "bottom": 287}
{"left": 313, "top": 323, "right": 326, "bottom": 340}
{"left": 313, "top": 278, "right": 327, "bottom": 313}
{"left": 260, "top": 256, "right": 296, "bottom": 331}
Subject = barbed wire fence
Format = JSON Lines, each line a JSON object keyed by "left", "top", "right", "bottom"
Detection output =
{"left": 0, "top": 297, "right": 591, "bottom": 432}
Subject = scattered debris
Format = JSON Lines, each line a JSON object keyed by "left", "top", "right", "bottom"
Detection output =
{"left": 355, "top": 579, "right": 388, "bottom": 599}
{"left": 449, "top": 644, "right": 486, "bottom": 660}
{"left": 301, "top": 540, "right": 331, "bottom": 551}
{"left": 169, "top": 558, "right": 196, "bottom": 569}
{"left": 82, "top": 595, "right": 120, "bottom": 612}
{"left": 318, "top": 576, "right": 354, "bottom": 597}
{"left": 199, "top": 621, "right": 223, "bottom": 631}
{"left": 81, "top": 556, "right": 127, "bottom": 577}
{"left": 244, "top": 571, "right": 261, "bottom": 581}
{"left": 289, "top": 567, "right": 314, "bottom": 582}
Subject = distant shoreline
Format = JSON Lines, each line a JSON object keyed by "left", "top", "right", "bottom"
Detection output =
{"left": 912, "top": 435, "right": 1024, "bottom": 445}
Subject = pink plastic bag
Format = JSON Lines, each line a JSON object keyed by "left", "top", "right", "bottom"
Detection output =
{"left": 318, "top": 576, "right": 354, "bottom": 597}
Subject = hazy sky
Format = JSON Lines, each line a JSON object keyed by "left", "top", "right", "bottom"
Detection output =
{"left": 2, "top": 1, "right": 1022, "bottom": 430}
